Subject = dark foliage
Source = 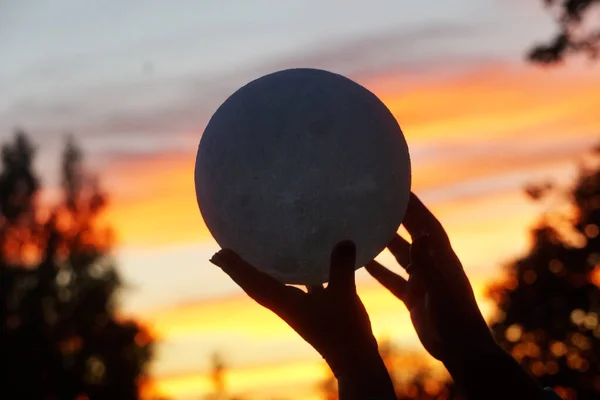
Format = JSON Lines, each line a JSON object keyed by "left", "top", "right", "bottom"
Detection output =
{"left": 488, "top": 147, "right": 600, "bottom": 399}
{"left": 529, "top": 0, "right": 600, "bottom": 64}
{"left": 0, "top": 131, "right": 154, "bottom": 399}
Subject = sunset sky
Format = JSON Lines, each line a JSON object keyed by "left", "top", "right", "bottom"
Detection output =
{"left": 1, "top": 1, "right": 600, "bottom": 399}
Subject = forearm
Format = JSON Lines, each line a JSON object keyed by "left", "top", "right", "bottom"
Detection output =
{"left": 337, "top": 357, "right": 396, "bottom": 400}
{"left": 444, "top": 341, "right": 545, "bottom": 400}
{"left": 334, "top": 349, "right": 396, "bottom": 400}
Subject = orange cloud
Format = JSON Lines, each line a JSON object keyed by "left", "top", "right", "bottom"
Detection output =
{"left": 413, "top": 143, "right": 589, "bottom": 193}
{"left": 374, "top": 63, "right": 600, "bottom": 143}
{"left": 138, "top": 282, "right": 415, "bottom": 341}
{"left": 102, "top": 155, "right": 204, "bottom": 245}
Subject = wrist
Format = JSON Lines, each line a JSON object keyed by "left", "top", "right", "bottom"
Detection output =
{"left": 443, "top": 337, "right": 503, "bottom": 377}
{"left": 444, "top": 339, "right": 544, "bottom": 400}
{"left": 334, "top": 348, "right": 386, "bottom": 379}
{"left": 335, "top": 352, "right": 396, "bottom": 400}
{"left": 442, "top": 332, "right": 500, "bottom": 372}
{"left": 327, "top": 337, "right": 382, "bottom": 379}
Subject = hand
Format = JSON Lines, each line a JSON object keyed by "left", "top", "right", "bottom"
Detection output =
{"left": 365, "top": 193, "right": 496, "bottom": 364}
{"left": 366, "top": 193, "right": 545, "bottom": 400}
{"left": 210, "top": 241, "right": 396, "bottom": 399}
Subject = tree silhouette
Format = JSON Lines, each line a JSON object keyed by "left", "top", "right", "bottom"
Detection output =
{"left": 0, "top": 131, "right": 154, "bottom": 399}
{"left": 203, "top": 351, "right": 252, "bottom": 400}
{"left": 488, "top": 146, "right": 600, "bottom": 399}
{"left": 529, "top": 0, "right": 600, "bottom": 64}
{"left": 204, "top": 352, "right": 227, "bottom": 400}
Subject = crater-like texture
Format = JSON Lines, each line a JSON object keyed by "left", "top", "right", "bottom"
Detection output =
{"left": 195, "top": 68, "right": 411, "bottom": 285}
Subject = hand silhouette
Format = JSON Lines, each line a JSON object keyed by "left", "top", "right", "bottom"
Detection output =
{"left": 365, "top": 193, "right": 495, "bottom": 363}
{"left": 210, "top": 241, "right": 396, "bottom": 399}
{"left": 366, "top": 193, "right": 545, "bottom": 400}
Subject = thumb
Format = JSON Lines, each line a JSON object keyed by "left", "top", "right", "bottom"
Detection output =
{"left": 328, "top": 240, "right": 357, "bottom": 295}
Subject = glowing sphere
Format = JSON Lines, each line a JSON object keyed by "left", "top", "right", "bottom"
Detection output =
{"left": 195, "top": 68, "right": 411, "bottom": 285}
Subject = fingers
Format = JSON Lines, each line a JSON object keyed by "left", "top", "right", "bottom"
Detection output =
{"left": 388, "top": 234, "right": 410, "bottom": 269}
{"left": 328, "top": 240, "right": 357, "bottom": 295}
{"left": 404, "top": 271, "right": 428, "bottom": 311}
{"left": 412, "top": 234, "right": 471, "bottom": 297}
{"left": 409, "top": 295, "right": 445, "bottom": 361}
{"left": 365, "top": 260, "right": 407, "bottom": 301}
{"left": 402, "top": 236, "right": 436, "bottom": 310}
{"left": 402, "top": 193, "right": 450, "bottom": 248}
{"left": 409, "top": 235, "right": 437, "bottom": 280}
{"left": 307, "top": 284, "right": 325, "bottom": 293}
{"left": 210, "top": 249, "right": 294, "bottom": 309}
